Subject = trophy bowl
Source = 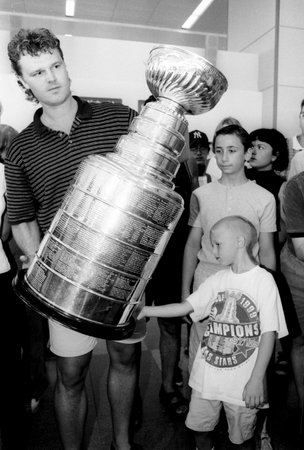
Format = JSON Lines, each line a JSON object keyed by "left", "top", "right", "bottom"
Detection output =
{"left": 146, "top": 45, "right": 228, "bottom": 115}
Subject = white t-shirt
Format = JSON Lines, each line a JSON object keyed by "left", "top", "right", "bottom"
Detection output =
{"left": 187, "top": 265, "right": 288, "bottom": 406}
{"left": 0, "top": 163, "right": 10, "bottom": 273}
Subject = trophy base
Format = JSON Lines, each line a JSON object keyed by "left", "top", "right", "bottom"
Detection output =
{"left": 13, "top": 270, "right": 136, "bottom": 341}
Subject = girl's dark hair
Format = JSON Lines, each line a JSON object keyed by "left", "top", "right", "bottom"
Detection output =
{"left": 213, "top": 124, "right": 251, "bottom": 152}
{"left": 7, "top": 28, "right": 64, "bottom": 103}
{"left": 248, "top": 128, "right": 289, "bottom": 171}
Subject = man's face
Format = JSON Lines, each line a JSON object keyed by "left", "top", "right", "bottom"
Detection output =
{"left": 18, "top": 49, "right": 71, "bottom": 106}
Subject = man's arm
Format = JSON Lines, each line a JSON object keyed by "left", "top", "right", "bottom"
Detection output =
{"left": 181, "top": 226, "right": 202, "bottom": 300}
{"left": 258, "top": 231, "right": 276, "bottom": 271}
{"left": 283, "top": 177, "right": 304, "bottom": 259}
{"left": 242, "top": 331, "right": 276, "bottom": 408}
{"left": 12, "top": 220, "right": 41, "bottom": 268}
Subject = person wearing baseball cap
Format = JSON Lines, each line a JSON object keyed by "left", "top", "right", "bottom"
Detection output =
{"left": 189, "top": 130, "right": 211, "bottom": 185}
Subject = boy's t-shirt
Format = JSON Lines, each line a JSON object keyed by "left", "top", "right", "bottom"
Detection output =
{"left": 189, "top": 180, "right": 276, "bottom": 275}
{"left": 187, "top": 265, "right": 288, "bottom": 406}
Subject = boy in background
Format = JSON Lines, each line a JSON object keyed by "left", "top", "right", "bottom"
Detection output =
{"left": 189, "top": 130, "right": 211, "bottom": 185}
{"left": 138, "top": 216, "right": 288, "bottom": 450}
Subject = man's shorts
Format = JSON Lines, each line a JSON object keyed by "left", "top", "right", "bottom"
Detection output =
{"left": 49, "top": 317, "right": 146, "bottom": 357}
{"left": 185, "top": 389, "right": 258, "bottom": 445}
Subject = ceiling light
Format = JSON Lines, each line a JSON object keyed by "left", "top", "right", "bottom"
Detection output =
{"left": 65, "top": 0, "right": 76, "bottom": 17}
{"left": 182, "top": 0, "right": 215, "bottom": 29}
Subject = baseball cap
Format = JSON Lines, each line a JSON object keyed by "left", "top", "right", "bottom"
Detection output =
{"left": 189, "top": 130, "right": 209, "bottom": 148}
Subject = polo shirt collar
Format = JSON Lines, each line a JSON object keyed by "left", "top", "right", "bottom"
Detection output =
{"left": 33, "top": 96, "right": 92, "bottom": 135}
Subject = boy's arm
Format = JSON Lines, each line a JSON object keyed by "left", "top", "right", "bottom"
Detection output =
{"left": 242, "top": 331, "right": 275, "bottom": 409}
{"left": 137, "top": 301, "right": 193, "bottom": 321}
{"left": 182, "top": 226, "right": 202, "bottom": 300}
{"left": 258, "top": 232, "right": 276, "bottom": 271}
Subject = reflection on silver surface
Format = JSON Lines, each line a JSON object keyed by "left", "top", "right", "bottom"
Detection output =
{"left": 15, "top": 45, "right": 228, "bottom": 339}
{"left": 146, "top": 46, "right": 228, "bottom": 115}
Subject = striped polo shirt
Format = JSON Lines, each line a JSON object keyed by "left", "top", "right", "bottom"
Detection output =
{"left": 5, "top": 96, "right": 136, "bottom": 233}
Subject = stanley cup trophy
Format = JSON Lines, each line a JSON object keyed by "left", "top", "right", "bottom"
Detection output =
{"left": 14, "top": 45, "right": 228, "bottom": 340}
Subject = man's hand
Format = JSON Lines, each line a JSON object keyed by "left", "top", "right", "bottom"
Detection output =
{"left": 242, "top": 377, "right": 264, "bottom": 409}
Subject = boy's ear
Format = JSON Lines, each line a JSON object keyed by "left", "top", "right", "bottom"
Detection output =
{"left": 237, "top": 236, "right": 246, "bottom": 248}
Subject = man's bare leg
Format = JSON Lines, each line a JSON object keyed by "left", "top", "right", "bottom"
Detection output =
{"left": 54, "top": 352, "right": 92, "bottom": 450}
{"left": 107, "top": 340, "right": 139, "bottom": 450}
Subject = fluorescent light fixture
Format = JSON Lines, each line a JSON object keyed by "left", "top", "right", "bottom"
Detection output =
{"left": 65, "top": 0, "right": 75, "bottom": 17}
{"left": 182, "top": 0, "right": 215, "bottom": 29}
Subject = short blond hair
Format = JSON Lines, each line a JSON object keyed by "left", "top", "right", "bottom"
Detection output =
{"left": 210, "top": 215, "right": 257, "bottom": 256}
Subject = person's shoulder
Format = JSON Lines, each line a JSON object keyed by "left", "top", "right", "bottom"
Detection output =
{"left": 285, "top": 171, "right": 304, "bottom": 193}
{"left": 291, "top": 150, "right": 304, "bottom": 163}
{"left": 89, "top": 100, "right": 136, "bottom": 116}
{"left": 287, "top": 170, "right": 304, "bottom": 185}
{"left": 254, "top": 265, "right": 276, "bottom": 283}
{"left": 193, "top": 180, "right": 219, "bottom": 195}
{"left": 245, "top": 180, "right": 275, "bottom": 200}
{"left": 6, "top": 122, "right": 35, "bottom": 158}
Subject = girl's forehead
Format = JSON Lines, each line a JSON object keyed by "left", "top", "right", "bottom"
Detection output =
{"left": 215, "top": 133, "right": 242, "bottom": 145}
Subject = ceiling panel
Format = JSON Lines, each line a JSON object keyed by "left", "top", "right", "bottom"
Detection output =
{"left": 113, "top": 0, "right": 159, "bottom": 25}
{"left": 0, "top": 0, "right": 228, "bottom": 48}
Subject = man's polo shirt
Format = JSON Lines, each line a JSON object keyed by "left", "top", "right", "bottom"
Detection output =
{"left": 5, "top": 96, "right": 136, "bottom": 233}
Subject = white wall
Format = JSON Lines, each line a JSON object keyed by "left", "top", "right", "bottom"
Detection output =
{"left": 228, "top": 0, "right": 276, "bottom": 129}
{"left": 228, "top": 0, "right": 304, "bottom": 138}
{"left": 187, "top": 49, "right": 262, "bottom": 138}
{"left": 276, "top": 1, "right": 304, "bottom": 137}
{"left": 0, "top": 30, "right": 262, "bottom": 140}
{"left": 228, "top": 0, "right": 276, "bottom": 52}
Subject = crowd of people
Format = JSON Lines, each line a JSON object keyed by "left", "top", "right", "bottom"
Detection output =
{"left": 1, "top": 26, "right": 304, "bottom": 450}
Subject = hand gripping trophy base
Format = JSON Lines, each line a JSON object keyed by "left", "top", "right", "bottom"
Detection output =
{"left": 13, "top": 46, "right": 227, "bottom": 340}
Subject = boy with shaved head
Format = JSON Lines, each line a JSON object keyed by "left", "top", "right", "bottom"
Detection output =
{"left": 138, "top": 216, "right": 287, "bottom": 450}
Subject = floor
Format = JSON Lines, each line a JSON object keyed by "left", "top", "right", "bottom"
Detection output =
{"left": 21, "top": 320, "right": 304, "bottom": 449}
